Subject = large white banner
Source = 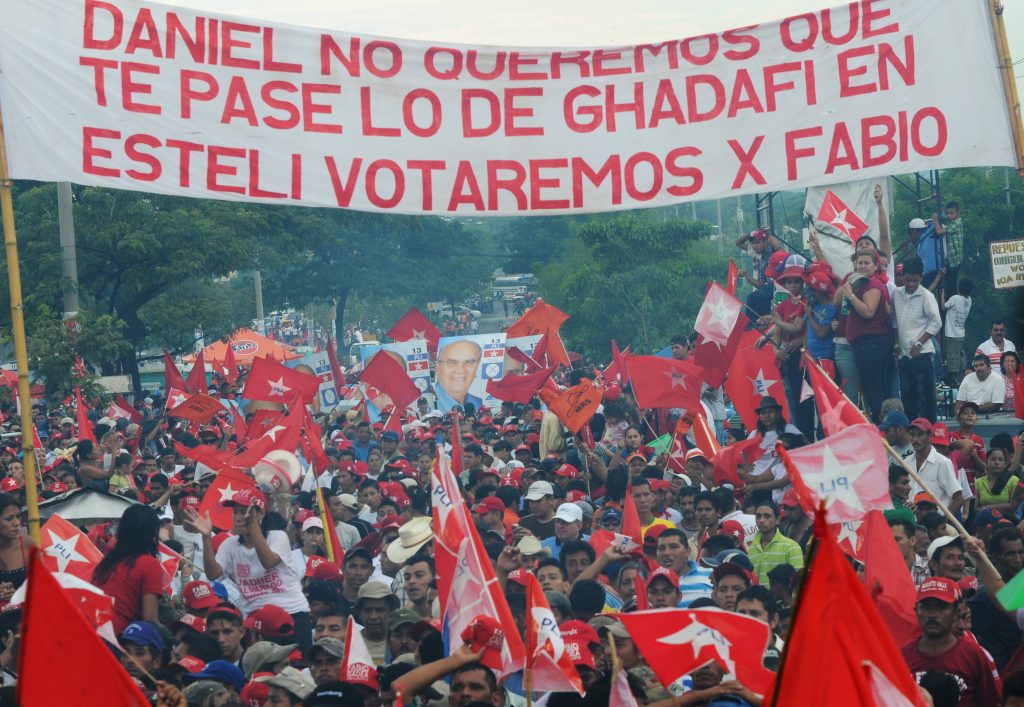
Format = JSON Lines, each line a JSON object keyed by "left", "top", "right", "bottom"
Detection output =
{"left": 0, "top": 0, "right": 1017, "bottom": 214}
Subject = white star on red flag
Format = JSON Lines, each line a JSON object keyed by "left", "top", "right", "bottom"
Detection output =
{"left": 817, "top": 190, "right": 869, "bottom": 241}
{"left": 267, "top": 377, "right": 291, "bottom": 397}
{"left": 44, "top": 529, "right": 89, "bottom": 574}
{"left": 657, "top": 617, "right": 736, "bottom": 676}
{"left": 694, "top": 284, "right": 741, "bottom": 349}
{"left": 747, "top": 368, "right": 778, "bottom": 397}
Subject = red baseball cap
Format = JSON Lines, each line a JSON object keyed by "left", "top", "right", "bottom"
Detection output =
{"left": 909, "top": 418, "right": 933, "bottom": 433}
{"left": 243, "top": 605, "right": 294, "bottom": 638}
{"left": 309, "top": 561, "right": 343, "bottom": 583}
{"left": 373, "top": 514, "right": 403, "bottom": 532}
{"left": 913, "top": 492, "right": 937, "bottom": 506}
{"left": 684, "top": 448, "right": 708, "bottom": 463}
{"left": 460, "top": 615, "right": 506, "bottom": 673}
{"left": 1, "top": 478, "right": 22, "bottom": 492}
{"left": 241, "top": 673, "right": 272, "bottom": 706}
{"left": 338, "top": 461, "right": 357, "bottom": 475}
{"left": 650, "top": 479, "right": 670, "bottom": 492}
{"left": 559, "top": 620, "right": 599, "bottom": 646}
{"left": 169, "top": 655, "right": 206, "bottom": 673}
{"left": 292, "top": 508, "right": 316, "bottom": 525}
{"left": 180, "top": 495, "right": 201, "bottom": 511}
{"left": 718, "top": 520, "right": 747, "bottom": 546}
{"left": 183, "top": 580, "right": 221, "bottom": 610}
{"left": 916, "top": 577, "right": 960, "bottom": 605}
{"left": 646, "top": 566, "right": 681, "bottom": 590}
{"left": 305, "top": 555, "right": 330, "bottom": 578}
{"left": 565, "top": 490, "right": 588, "bottom": 504}
{"left": 222, "top": 487, "right": 267, "bottom": 510}
{"left": 554, "top": 463, "right": 579, "bottom": 479}
{"left": 780, "top": 490, "right": 800, "bottom": 508}
{"left": 49, "top": 481, "right": 68, "bottom": 493}
{"left": 170, "top": 613, "right": 207, "bottom": 634}
{"left": 564, "top": 639, "right": 596, "bottom": 669}
{"left": 353, "top": 461, "right": 369, "bottom": 477}
{"left": 931, "top": 423, "right": 951, "bottom": 447}
{"left": 514, "top": 444, "right": 531, "bottom": 454}
{"left": 472, "top": 497, "right": 505, "bottom": 515}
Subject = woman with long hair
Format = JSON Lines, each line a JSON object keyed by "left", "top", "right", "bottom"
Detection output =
{"left": 92, "top": 504, "right": 164, "bottom": 633}
{"left": 0, "top": 495, "right": 27, "bottom": 605}
{"left": 1000, "top": 350, "right": 1019, "bottom": 415}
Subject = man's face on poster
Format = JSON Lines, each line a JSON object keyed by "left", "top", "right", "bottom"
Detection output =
{"left": 436, "top": 340, "right": 481, "bottom": 403}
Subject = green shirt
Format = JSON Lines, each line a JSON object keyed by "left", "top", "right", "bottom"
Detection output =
{"left": 945, "top": 218, "right": 963, "bottom": 268}
{"left": 748, "top": 530, "right": 805, "bottom": 586}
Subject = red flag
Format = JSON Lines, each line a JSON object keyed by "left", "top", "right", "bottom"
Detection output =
{"left": 603, "top": 340, "right": 631, "bottom": 386}
{"left": 163, "top": 351, "right": 186, "bottom": 392}
{"left": 517, "top": 570, "right": 583, "bottom": 694}
{"left": 818, "top": 190, "right": 870, "bottom": 241}
{"left": 634, "top": 572, "right": 649, "bottom": 611}
{"left": 341, "top": 616, "right": 379, "bottom": 689}
{"left": 450, "top": 414, "right": 463, "bottom": 476}
{"left": 185, "top": 349, "right": 207, "bottom": 394}
{"left": 860, "top": 510, "right": 920, "bottom": 647}
{"left": 11, "top": 570, "right": 119, "bottom": 646}
{"left": 622, "top": 489, "right": 643, "bottom": 549}
{"left": 359, "top": 350, "right": 421, "bottom": 411}
{"left": 432, "top": 448, "right": 526, "bottom": 678}
{"left": 327, "top": 337, "right": 345, "bottom": 394}
{"left": 711, "top": 436, "right": 765, "bottom": 487}
{"left": 73, "top": 386, "right": 96, "bottom": 444}
{"left": 387, "top": 308, "right": 441, "bottom": 354}
{"left": 40, "top": 514, "right": 103, "bottom": 582}
{"left": 722, "top": 329, "right": 790, "bottom": 431}
{"left": 777, "top": 423, "right": 891, "bottom": 523}
{"left": 316, "top": 488, "right": 345, "bottom": 567}
{"left": 804, "top": 352, "right": 868, "bottom": 436}
{"left": 691, "top": 411, "right": 721, "bottom": 460}
{"left": 223, "top": 345, "right": 239, "bottom": 386}
{"left": 1009, "top": 366, "right": 1024, "bottom": 420}
{"left": 167, "top": 393, "right": 223, "bottom": 423}
{"left": 198, "top": 468, "right": 257, "bottom": 530}
{"left": 232, "top": 399, "right": 304, "bottom": 467}
{"left": 624, "top": 356, "right": 703, "bottom": 411}
{"left": 108, "top": 395, "right": 142, "bottom": 424}
{"left": 174, "top": 440, "right": 233, "bottom": 471}
{"left": 506, "top": 299, "right": 571, "bottom": 368}
{"left": 164, "top": 387, "right": 189, "bottom": 411}
{"left": 244, "top": 356, "right": 322, "bottom": 404}
{"left": 157, "top": 542, "right": 182, "bottom": 589}
{"left": 485, "top": 367, "right": 555, "bottom": 404}
{"left": 726, "top": 259, "right": 739, "bottom": 296}
{"left": 538, "top": 378, "right": 603, "bottom": 435}
{"left": 505, "top": 345, "right": 542, "bottom": 373}
{"left": 618, "top": 608, "right": 776, "bottom": 697}
{"left": 302, "top": 408, "right": 331, "bottom": 474}
{"left": 772, "top": 514, "right": 925, "bottom": 706}
{"left": 694, "top": 282, "right": 748, "bottom": 350}
{"left": 18, "top": 548, "right": 150, "bottom": 706}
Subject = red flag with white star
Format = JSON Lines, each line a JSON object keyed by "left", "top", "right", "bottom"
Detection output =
{"left": 726, "top": 260, "right": 739, "bottom": 296}
{"left": 198, "top": 468, "right": 257, "bottom": 530}
{"left": 18, "top": 548, "right": 150, "bottom": 707}
{"left": 777, "top": 423, "right": 891, "bottom": 523}
{"left": 803, "top": 352, "right": 868, "bottom": 436}
{"left": 694, "top": 283, "right": 748, "bottom": 351}
{"left": 359, "top": 350, "right": 421, "bottom": 411}
{"left": 157, "top": 542, "right": 182, "bottom": 589}
{"left": 624, "top": 355, "right": 703, "bottom": 411}
{"left": 618, "top": 608, "right": 776, "bottom": 697}
{"left": 516, "top": 569, "right": 583, "bottom": 694}
{"left": 40, "top": 514, "right": 103, "bottom": 582}
{"left": 231, "top": 399, "right": 304, "bottom": 467}
{"left": 243, "top": 356, "right": 321, "bottom": 404}
{"left": 722, "top": 329, "right": 790, "bottom": 431}
{"left": 818, "top": 190, "right": 869, "bottom": 242}
{"left": 387, "top": 308, "right": 441, "bottom": 355}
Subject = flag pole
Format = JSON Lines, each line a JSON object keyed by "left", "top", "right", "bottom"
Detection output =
{"left": 988, "top": 0, "right": 1024, "bottom": 174}
{"left": 0, "top": 99, "right": 40, "bottom": 543}
{"left": 801, "top": 353, "right": 1001, "bottom": 579}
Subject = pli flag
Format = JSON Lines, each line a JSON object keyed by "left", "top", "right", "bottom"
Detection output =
{"left": 805, "top": 177, "right": 892, "bottom": 278}
{"left": 0, "top": 0, "right": 1016, "bottom": 215}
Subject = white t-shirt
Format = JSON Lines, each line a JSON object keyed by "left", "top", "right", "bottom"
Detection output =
{"left": 976, "top": 338, "right": 1017, "bottom": 368}
{"left": 956, "top": 372, "right": 1006, "bottom": 406}
{"left": 215, "top": 530, "right": 309, "bottom": 615}
{"left": 748, "top": 425, "right": 802, "bottom": 504}
{"left": 943, "top": 295, "right": 972, "bottom": 339}
{"left": 720, "top": 510, "right": 758, "bottom": 545}
{"left": 908, "top": 448, "right": 961, "bottom": 508}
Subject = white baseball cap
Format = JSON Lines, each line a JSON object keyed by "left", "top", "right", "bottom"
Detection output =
{"left": 554, "top": 503, "right": 583, "bottom": 524}
{"left": 524, "top": 481, "right": 555, "bottom": 501}
{"left": 301, "top": 517, "right": 323, "bottom": 533}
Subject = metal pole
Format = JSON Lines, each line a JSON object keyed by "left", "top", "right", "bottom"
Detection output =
{"left": 57, "top": 182, "right": 79, "bottom": 320}
{"left": 254, "top": 269, "right": 265, "bottom": 333}
{"left": 0, "top": 106, "right": 41, "bottom": 543}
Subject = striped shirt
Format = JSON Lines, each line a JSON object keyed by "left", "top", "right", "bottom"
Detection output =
{"left": 748, "top": 530, "right": 805, "bottom": 586}
{"left": 678, "top": 560, "right": 714, "bottom": 607}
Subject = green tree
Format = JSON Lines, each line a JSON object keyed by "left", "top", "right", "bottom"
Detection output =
{"left": 537, "top": 213, "right": 723, "bottom": 357}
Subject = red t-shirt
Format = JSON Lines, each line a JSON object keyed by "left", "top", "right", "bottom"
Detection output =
{"left": 774, "top": 298, "right": 806, "bottom": 344}
{"left": 94, "top": 555, "right": 164, "bottom": 634}
{"left": 845, "top": 277, "right": 891, "bottom": 344}
{"left": 901, "top": 637, "right": 1002, "bottom": 706}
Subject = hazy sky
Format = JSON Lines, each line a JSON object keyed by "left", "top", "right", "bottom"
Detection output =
{"left": 162, "top": 0, "right": 1024, "bottom": 101}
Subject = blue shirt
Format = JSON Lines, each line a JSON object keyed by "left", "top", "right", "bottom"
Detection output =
{"left": 805, "top": 301, "right": 837, "bottom": 360}
{"left": 351, "top": 440, "right": 378, "bottom": 463}
{"left": 677, "top": 560, "right": 713, "bottom": 607}
{"left": 540, "top": 533, "right": 590, "bottom": 561}
{"left": 915, "top": 222, "right": 943, "bottom": 275}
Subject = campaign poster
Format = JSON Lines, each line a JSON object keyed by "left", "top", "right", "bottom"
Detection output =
{"left": 285, "top": 352, "right": 337, "bottom": 411}
{"left": 433, "top": 334, "right": 506, "bottom": 413}
{"left": 503, "top": 334, "right": 544, "bottom": 376}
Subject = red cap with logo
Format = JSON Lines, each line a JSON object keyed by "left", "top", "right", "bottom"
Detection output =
{"left": 243, "top": 605, "right": 294, "bottom": 638}
{"left": 930, "top": 422, "right": 951, "bottom": 447}
{"left": 564, "top": 639, "right": 596, "bottom": 669}
{"left": 241, "top": 673, "right": 272, "bottom": 706}
{"left": 916, "top": 576, "right": 961, "bottom": 605}
{"left": 170, "top": 655, "right": 206, "bottom": 673}
{"left": 460, "top": 615, "right": 506, "bottom": 672}
{"left": 172, "top": 613, "right": 207, "bottom": 634}
{"left": 183, "top": 580, "right": 221, "bottom": 610}
{"left": 646, "top": 565, "right": 681, "bottom": 589}
{"left": 780, "top": 490, "right": 800, "bottom": 508}
{"left": 718, "top": 520, "right": 747, "bottom": 547}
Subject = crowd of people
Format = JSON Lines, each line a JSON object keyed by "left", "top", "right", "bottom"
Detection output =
{"left": 0, "top": 196, "right": 1019, "bottom": 706}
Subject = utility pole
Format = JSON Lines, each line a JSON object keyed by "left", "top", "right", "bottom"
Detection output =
{"left": 57, "top": 182, "right": 79, "bottom": 321}
{"left": 254, "top": 269, "right": 265, "bottom": 334}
